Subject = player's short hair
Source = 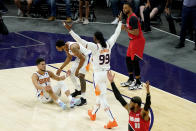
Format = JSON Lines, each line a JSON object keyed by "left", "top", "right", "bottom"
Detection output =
{"left": 36, "top": 58, "right": 45, "bottom": 65}
{"left": 131, "top": 96, "right": 142, "bottom": 107}
{"left": 56, "top": 40, "right": 65, "bottom": 47}
{"left": 124, "top": 1, "right": 134, "bottom": 9}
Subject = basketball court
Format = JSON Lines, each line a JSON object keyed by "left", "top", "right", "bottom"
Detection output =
{"left": 0, "top": 16, "right": 196, "bottom": 131}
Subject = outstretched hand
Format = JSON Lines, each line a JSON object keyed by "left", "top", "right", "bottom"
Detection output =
{"left": 145, "top": 81, "right": 150, "bottom": 93}
{"left": 118, "top": 11, "right": 123, "bottom": 21}
{"left": 107, "top": 71, "right": 115, "bottom": 83}
{"left": 63, "top": 21, "right": 72, "bottom": 31}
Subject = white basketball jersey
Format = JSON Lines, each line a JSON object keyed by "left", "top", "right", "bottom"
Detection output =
{"left": 68, "top": 42, "right": 91, "bottom": 56}
{"left": 35, "top": 71, "right": 51, "bottom": 87}
{"left": 92, "top": 43, "right": 111, "bottom": 71}
{"left": 35, "top": 71, "right": 52, "bottom": 102}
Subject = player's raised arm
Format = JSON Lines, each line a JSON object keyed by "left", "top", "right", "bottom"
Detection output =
{"left": 107, "top": 71, "right": 130, "bottom": 112}
{"left": 63, "top": 22, "right": 98, "bottom": 53}
{"left": 48, "top": 71, "right": 66, "bottom": 81}
{"left": 106, "top": 13, "right": 122, "bottom": 48}
{"left": 141, "top": 81, "right": 151, "bottom": 121}
{"left": 32, "top": 73, "right": 44, "bottom": 90}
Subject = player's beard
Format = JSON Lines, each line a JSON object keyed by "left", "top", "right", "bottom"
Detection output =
{"left": 130, "top": 106, "right": 135, "bottom": 111}
{"left": 125, "top": 10, "right": 130, "bottom": 15}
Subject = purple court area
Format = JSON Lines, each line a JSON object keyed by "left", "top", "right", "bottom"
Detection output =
{"left": 0, "top": 31, "right": 196, "bottom": 103}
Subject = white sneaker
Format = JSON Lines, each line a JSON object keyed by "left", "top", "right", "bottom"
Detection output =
{"left": 75, "top": 18, "right": 83, "bottom": 23}
{"left": 17, "top": 9, "right": 23, "bottom": 16}
{"left": 58, "top": 101, "right": 66, "bottom": 110}
{"left": 129, "top": 83, "right": 143, "bottom": 90}
{"left": 111, "top": 17, "right": 119, "bottom": 24}
{"left": 83, "top": 18, "right": 89, "bottom": 25}
{"left": 120, "top": 79, "right": 135, "bottom": 87}
{"left": 70, "top": 98, "right": 81, "bottom": 108}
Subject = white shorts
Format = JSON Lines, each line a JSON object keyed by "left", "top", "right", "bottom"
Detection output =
{"left": 93, "top": 71, "right": 108, "bottom": 95}
{"left": 70, "top": 54, "right": 90, "bottom": 75}
{"left": 37, "top": 81, "right": 68, "bottom": 104}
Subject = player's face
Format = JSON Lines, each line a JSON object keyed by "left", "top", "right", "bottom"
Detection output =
{"left": 130, "top": 101, "right": 139, "bottom": 110}
{"left": 123, "top": 4, "right": 130, "bottom": 15}
{"left": 38, "top": 61, "right": 46, "bottom": 71}
{"left": 93, "top": 36, "right": 98, "bottom": 44}
{"left": 56, "top": 46, "right": 63, "bottom": 51}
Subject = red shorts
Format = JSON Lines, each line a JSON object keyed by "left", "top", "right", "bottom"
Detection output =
{"left": 127, "top": 37, "right": 145, "bottom": 60}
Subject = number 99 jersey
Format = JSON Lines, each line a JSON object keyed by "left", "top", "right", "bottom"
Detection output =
{"left": 91, "top": 43, "right": 111, "bottom": 72}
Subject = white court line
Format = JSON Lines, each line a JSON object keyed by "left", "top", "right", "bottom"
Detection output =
{"left": 3, "top": 15, "right": 111, "bottom": 25}
{"left": 3, "top": 15, "right": 195, "bottom": 43}
{"left": 151, "top": 26, "right": 195, "bottom": 43}
{"left": 15, "top": 32, "right": 46, "bottom": 45}
{"left": 0, "top": 32, "right": 45, "bottom": 50}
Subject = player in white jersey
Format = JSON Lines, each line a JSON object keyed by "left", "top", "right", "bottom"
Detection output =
{"left": 62, "top": 14, "right": 122, "bottom": 129}
{"left": 32, "top": 58, "right": 80, "bottom": 109}
{"left": 55, "top": 40, "right": 91, "bottom": 106}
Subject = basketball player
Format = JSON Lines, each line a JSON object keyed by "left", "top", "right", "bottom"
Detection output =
{"left": 62, "top": 15, "right": 122, "bottom": 129}
{"left": 120, "top": 2, "right": 146, "bottom": 90}
{"left": 55, "top": 40, "right": 91, "bottom": 106}
{"left": 107, "top": 71, "right": 151, "bottom": 131}
{"left": 32, "top": 58, "right": 80, "bottom": 109}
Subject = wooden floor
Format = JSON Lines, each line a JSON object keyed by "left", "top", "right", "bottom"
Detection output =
{"left": 0, "top": 62, "right": 196, "bottom": 131}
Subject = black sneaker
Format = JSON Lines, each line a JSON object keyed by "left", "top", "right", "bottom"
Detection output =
{"left": 144, "top": 27, "right": 151, "bottom": 33}
{"left": 71, "top": 89, "right": 81, "bottom": 97}
{"left": 77, "top": 97, "right": 87, "bottom": 106}
{"left": 175, "top": 43, "right": 185, "bottom": 49}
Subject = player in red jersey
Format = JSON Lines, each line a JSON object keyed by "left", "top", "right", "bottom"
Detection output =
{"left": 120, "top": 2, "right": 146, "bottom": 90}
{"left": 107, "top": 71, "right": 151, "bottom": 131}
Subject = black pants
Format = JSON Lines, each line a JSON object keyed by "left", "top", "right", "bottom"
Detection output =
{"left": 165, "top": 14, "right": 177, "bottom": 34}
{"left": 180, "top": 6, "right": 196, "bottom": 45}
{"left": 0, "top": 0, "right": 8, "bottom": 12}
{"left": 126, "top": 56, "right": 140, "bottom": 76}
{"left": 0, "top": 14, "right": 8, "bottom": 35}
{"left": 143, "top": 5, "right": 164, "bottom": 30}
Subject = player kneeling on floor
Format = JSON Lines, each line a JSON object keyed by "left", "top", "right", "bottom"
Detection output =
{"left": 32, "top": 58, "right": 81, "bottom": 110}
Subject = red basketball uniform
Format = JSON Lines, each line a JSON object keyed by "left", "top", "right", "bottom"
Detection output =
{"left": 128, "top": 109, "right": 150, "bottom": 131}
{"left": 126, "top": 13, "right": 145, "bottom": 60}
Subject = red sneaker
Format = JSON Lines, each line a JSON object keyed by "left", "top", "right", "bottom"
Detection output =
{"left": 104, "top": 120, "right": 118, "bottom": 129}
{"left": 88, "top": 110, "right": 96, "bottom": 121}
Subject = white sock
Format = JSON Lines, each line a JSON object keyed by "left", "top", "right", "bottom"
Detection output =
{"left": 68, "top": 95, "right": 72, "bottom": 102}
{"left": 92, "top": 105, "right": 100, "bottom": 115}
{"left": 56, "top": 99, "right": 62, "bottom": 105}
{"left": 105, "top": 109, "right": 114, "bottom": 121}
{"left": 70, "top": 75, "right": 81, "bottom": 91}
{"left": 81, "top": 93, "right": 86, "bottom": 99}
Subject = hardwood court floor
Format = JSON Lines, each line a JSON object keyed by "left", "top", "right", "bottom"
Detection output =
{"left": 0, "top": 62, "right": 195, "bottom": 131}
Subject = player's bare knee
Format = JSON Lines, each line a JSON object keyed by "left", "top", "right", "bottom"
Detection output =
{"left": 46, "top": 88, "right": 53, "bottom": 94}
{"left": 78, "top": 74, "right": 85, "bottom": 79}
{"left": 65, "top": 90, "right": 70, "bottom": 96}
{"left": 97, "top": 104, "right": 101, "bottom": 108}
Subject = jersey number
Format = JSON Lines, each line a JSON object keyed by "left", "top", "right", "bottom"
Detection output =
{"left": 99, "top": 54, "right": 110, "bottom": 65}
{"left": 135, "top": 123, "right": 140, "bottom": 128}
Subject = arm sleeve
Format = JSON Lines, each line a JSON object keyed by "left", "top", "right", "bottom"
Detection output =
{"left": 129, "top": 16, "right": 138, "bottom": 30}
{"left": 111, "top": 82, "right": 127, "bottom": 107}
{"left": 106, "top": 21, "right": 122, "bottom": 48}
{"left": 69, "top": 30, "right": 98, "bottom": 53}
{"left": 144, "top": 93, "right": 151, "bottom": 111}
